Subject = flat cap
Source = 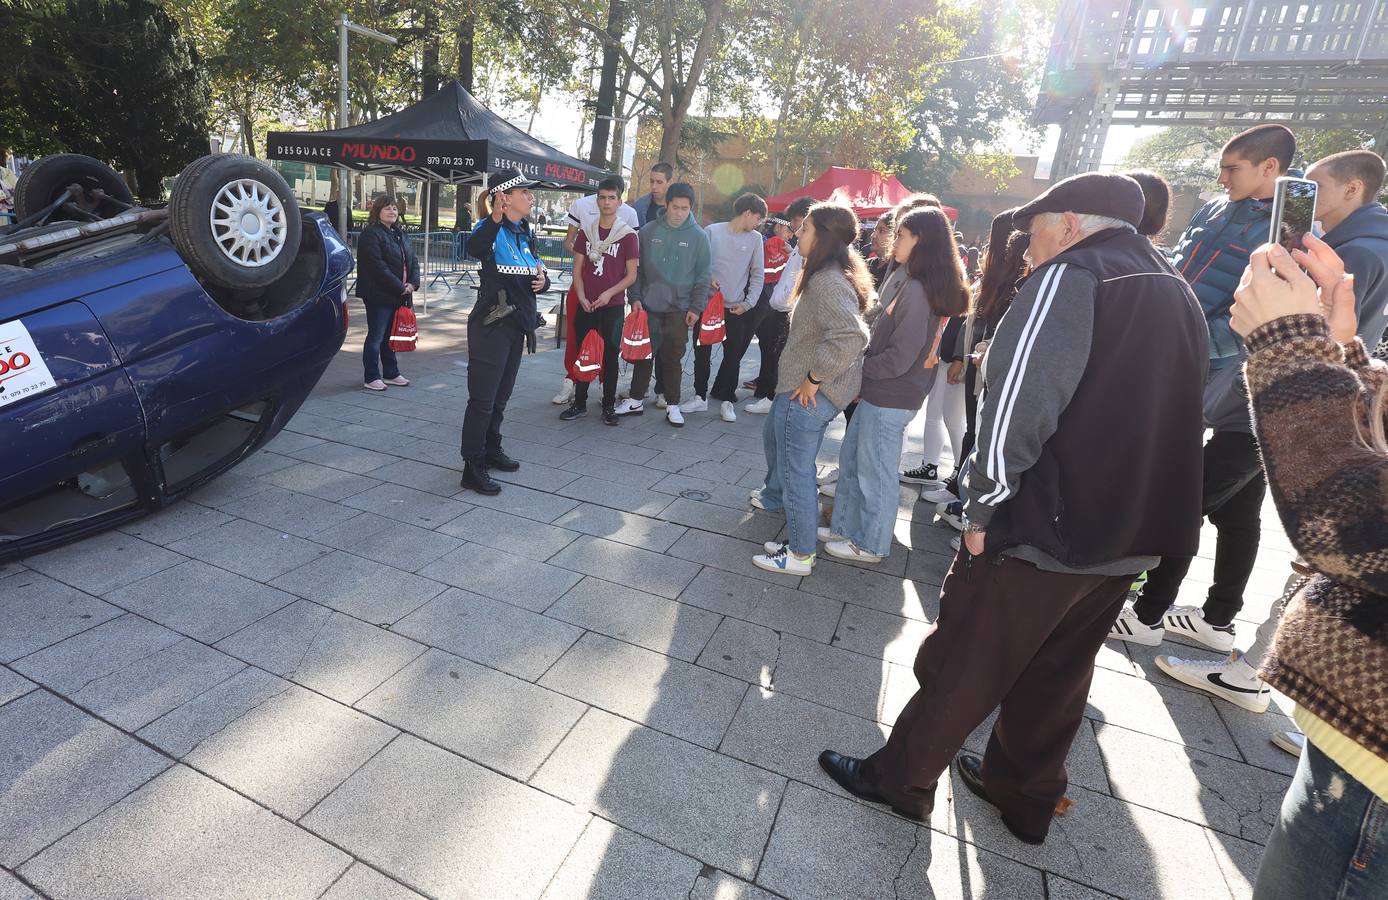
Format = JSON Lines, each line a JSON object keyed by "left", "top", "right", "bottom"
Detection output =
{"left": 1012, "top": 173, "right": 1145, "bottom": 231}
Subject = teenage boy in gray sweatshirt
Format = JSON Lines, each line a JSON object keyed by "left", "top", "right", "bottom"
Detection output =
{"left": 615, "top": 182, "right": 712, "bottom": 428}
{"left": 699, "top": 192, "right": 768, "bottom": 422}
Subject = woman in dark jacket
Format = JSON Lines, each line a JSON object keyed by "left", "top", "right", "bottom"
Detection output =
{"left": 356, "top": 195, "right": 419, "bottom": 391}
{"left": 459, "top": 168, "right": 550, "bottom": 496}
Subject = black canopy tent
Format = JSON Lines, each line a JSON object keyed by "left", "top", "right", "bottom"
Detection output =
{"left": 266, "top": 80, "right": 609, "bottom": 312}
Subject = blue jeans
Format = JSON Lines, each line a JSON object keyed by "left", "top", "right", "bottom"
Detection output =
{"left": 362, "top": 302, "right": 401, "bottom": 383}
{"left": 829, "top": 400, "right": 914, "bottom": 556}
{"left": 1254, "top": 739, "right": 1388, "bottom": 900}
{"left": 759, "top": 391, "right": 839, "bottom": 556}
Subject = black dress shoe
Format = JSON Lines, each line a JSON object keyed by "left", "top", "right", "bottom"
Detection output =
{"left": 955, "top": 753, "right": 1046, "bottom": 845}
{"left": 818, "top": 751, "right": 924, "bottom": 822}
{"left": 485, "top": 450, "right": 520, "bottom": 472}
{"left": 560, "top": 402, "right": 587, "bottom": 421}
{"left": 601, "top": 405, "right": 619, "bottom": 426}
{"left": 460, "top": 461, "right": 501, "bottom": 495}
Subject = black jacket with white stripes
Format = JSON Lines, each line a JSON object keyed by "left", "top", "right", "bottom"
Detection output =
{"left": 963, "top": 227, "right": 1208, "bottom": 569}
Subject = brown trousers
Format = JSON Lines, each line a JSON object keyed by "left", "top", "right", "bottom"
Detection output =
{"left": 864, "top": 553, "right": 1131, "bottom": 838}
{"left": 629, "top": 309, "right": 689, "bottom": 405}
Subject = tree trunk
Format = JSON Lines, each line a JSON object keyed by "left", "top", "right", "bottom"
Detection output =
{"left": 239, "top": 110, "right": 256, "bottom": 158}
{"left": 422, "top": 10, "right": 441, "bottom": 231}
{"left": 588, "top": 0, "right": 625, "bottom": 167}
{"left": 455, "top": 15, "right": 474, "bottom": 93}
{"left": 655, "top": 0, "right": 725, "bottom": 167}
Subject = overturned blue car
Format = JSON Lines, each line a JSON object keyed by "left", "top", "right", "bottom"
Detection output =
{"left": 0, "top": 153, "right": 352, "bottom": 560}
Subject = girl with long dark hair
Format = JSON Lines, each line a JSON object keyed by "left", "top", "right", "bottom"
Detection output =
{"left": 751, "top": 202, "right": 871, "bottom": 575}
{"left": 355, "top": 194, "right": 420, "bottom": 391}
{"left": 824, "top": 207, "right": 969, "bottom": 561}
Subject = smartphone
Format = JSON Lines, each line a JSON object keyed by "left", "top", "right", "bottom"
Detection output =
{"left": 1269, "top": 176, "right": 1318, "bottom": 253}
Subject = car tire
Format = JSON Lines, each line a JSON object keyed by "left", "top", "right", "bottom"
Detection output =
{"left": 13, "top": 154, "right": 134, "bottom": 220}
{"left": 169, "top": 154, "right": 301, "bottom": 290}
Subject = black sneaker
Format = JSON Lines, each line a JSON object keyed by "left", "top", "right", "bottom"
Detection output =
{"left": 460, "top": 461, "right": 501, "bottom": 495}
{"left": 560, "top": 402, "right": 587, "bottom": 422}
{"left": 485, "top": 450, "right": 520, "bottom": 472}
{"left": 601, "top": 405, "right": 619, "bottom": 426}
{"left": 900, "top": 463, "right": 939, "bottom": 485}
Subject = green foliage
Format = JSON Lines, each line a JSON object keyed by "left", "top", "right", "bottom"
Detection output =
{"left": 1123, "top": 126, "right": 1379, "bottom": 190}
{"left": 1, "top": 0, "right": 210, "bottom": 198}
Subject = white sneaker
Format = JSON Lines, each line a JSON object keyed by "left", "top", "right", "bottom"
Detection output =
{"left": 614, "top": 398, "right": 644, "bottom": 416}
{"left": 817, "top": 466, "right": 840, "bottom": 485}
{"left": 935, "top": 501, "right": 964, "bottom": 531}
{"left": 552, "top": 377, "right": 575, "bottom": 404}
{"left": 720, "top": 400, "right": 737, "bottom": 422}
{"left": 655, "top": 394, "right": 668, "bottom": 409}
{"left": 666, "top": 405, "right": 685, "bottom": 428}
{"left": 921, "top": 485, "right": 957, "bottom": 504}
{"left": 1272, "top": 731, "right": 1305, "bottom": 757}
{"left": 819, "top": 482, "right": 837, "bottom": 498}
{"left": 753, "top": 543, "right": 814, "bottom": 575}
{"left": 750, "top": 490, "right": 768, "bottom": 511}
{"left": 744, "top": 397, "right": 773, "bottom": 414}
{"left": 1109, "top": 607, "right": 1165, "bottom": 646}
{"left": 825, "top": 540, "right": 883, "bottom": 563}
{"left": 1163, "top": 606, "right": 1237, "bottom": 653}
{"left": 682, "top": 395, "right": 708, "bottom": 413}
{"left": 1154, "top": 651, "right": 1270, "bottom": 713}
{"left": 817, "top": 526, "right": 846, "bottom": 543}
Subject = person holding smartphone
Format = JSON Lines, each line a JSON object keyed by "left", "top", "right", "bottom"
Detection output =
{"left": 460, "top": 168, "right": 549, "bottom": 495}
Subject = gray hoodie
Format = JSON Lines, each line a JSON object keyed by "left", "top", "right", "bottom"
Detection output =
{"left": 1324, "top": 201, "right": 1388, "bottom": 353}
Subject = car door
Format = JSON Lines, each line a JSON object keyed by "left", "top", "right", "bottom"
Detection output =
{"left": 0, "top": 302, "right": 148, "bottom": 550}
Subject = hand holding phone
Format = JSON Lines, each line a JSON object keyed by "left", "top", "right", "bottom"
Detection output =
{"left": 1269, "top": 176, "right": 1318, "bottom": 255}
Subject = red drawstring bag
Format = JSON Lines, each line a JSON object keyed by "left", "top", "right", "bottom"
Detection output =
{"left": 621, "top": 307, "right": 652, "bottom": 361}
{"left": 388, "top": 305, "right": 418, "bottom": 352}
{"left": 570, "top": 328, "right": 605, "bottom": 382}
{"left": 699, "top": 291, "right": 726, "bottom": 345}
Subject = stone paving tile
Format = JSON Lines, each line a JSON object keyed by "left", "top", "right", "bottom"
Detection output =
{"left": 0, "top": 869, "right": 40, "bottom": 900}
{"left": 13, "top": 615, "right": 244, "bottom": 731}
{"left": 180, "top": 681, "right": 398, "bottom": 818}
{"left": 167, "top": 518, "right": 333, "bottom": 582}
{"left": 19, "top": 765, "right": 350, "bottom": 900}
{"left": 23, "top": 531, "right": 184, "bottom": 596}
{"left": 1047, "top": 875, "right": 1123, "bottom": 900}
{"left": 491, "top": 460, "right": 585, "bottom": 494}
{"left": 1216, "top": 704, "right": 1301, "bottom": 778}
{"left": 773, "top": 634, "right": 916, "bottom": 725}
{"left": 649, "top": 472, "right": 764, "bottom": 510}
{"left": 0, "top": 691, "right": 170, "bottom": 868}
{"left": 1094, "top": 722, "right": 1290, "bottom": 843}
{"left": 678, "top": 567, "right": 843, "bottom": 643}
{"left": 504, "top": 420, "right": 581, "bottom": 448}
{"left": 117, "top": 502, "right": 233, "bottom": 547}
{"left": 758, "top": 782, "right": 1044, "bottom": 900}
{"left": 260, "top": 461, "right": 382, "bottom": 502}
{"left": 798, "top": 560, "right": 940, "bottom": 624}
{"left": 394, "top": 588, "right": 583, "bottom": 681}
{"left": 831, "top": 603, "right": 934, "bottom": 666}
{"left": 562, "top": 435, "right": 659, "bottom": 465}
{"left": 532, "top": 709, "right": 786, "bottom": 879}
{"left": 364, "top": 458, "right": 467, "bottom": 498}
{"left": 553, "top": 503, "right": 689, "bottom": 553}
{"left": 303, "top": 735, "right": 589, "bottom": 900}
{"left": 1206, "top": 830, "right": 1265, "bottom": 900}
{"left": 667, "top": 529, "right": 803, "bottom": 587}
{"left": 309, "top": 512, "right": 464, "bottom": 574}
{"left": 320, "top": 863, "right": 427, "bottom": 900}
{"left": 540, "top": 632, "right": 748, "bottom": 748}
{"left": 555, "top": 453, "right": 668, "bottom": 490}
{"left": 539, "top": 817, "right": 702, "bottom": 900}
{"left": 0, "top": 571, "right": 121, "bottom": 664}
{"left": 269, "top": 551, "right": 446, "bottom": 624}
{"left": 216, "top": 600, "right": 424, "bottom": 704}
{"left": 690, "top": 871, "right": 781, "bottom": 900}
{"left": 285, "top": 440, "right": 397, "bottom": 474}
{"left": 264, "top": 428, "right": 329, "bottom": 455}
{"left": 657, "top": 498, "right": 786, "bottom": 543}
{"left": 419, "top": 543, "right": 583, "bottom": 612}
{"left": 499, "top": 438, "right": 584, "bottom": 469}
{"left": 357, "top": 648, "right": 585, "bottom": 780}
{"left": 136, "top": 667, "right": 286, "bottom": 757}
{"left": 550, "top": 535, "right": 702, "bottom": 600}
{"left": 558, "top": 475, "right": 674, "bottom": 517}
{"left": 438, "top": 506, "right": 581, "bottom": 561}
{"left": 219, "top": 484, "right": 362, "bottom": 538}
{"left": 0, "top": 667, "right": 36, "bottom": 707}
{"left": 544, "top": 577, "right": 721, "bottom": 662}
{"left": 104, "top": 560, "right": 298, "bottom": 643}
{"left": 695, "top": 618, "right": 782, "bottom": 687}
{"left": 458, "top": 480, "right": 582, "bottom": 523}
{"left": 187, "top": 472, "right": 276, "bottom": 508}
{"left": 341, "top": 482, "right": 473, "bottom": 530}
{"left": 1084, "top": 666, "right": 1241, "bottom": 760}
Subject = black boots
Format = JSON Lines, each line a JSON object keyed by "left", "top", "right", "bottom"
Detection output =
{"left": 460, "top": 460, "right": 501, "bottom": 495}
{"left": 485, "top": 450, "right": 520, "bottom": 472}
{"left": 601, "top": 404, "right": 619, "bottom": 426}
{"left": 955, "top": 754, "right": 1046, "bottom": 845}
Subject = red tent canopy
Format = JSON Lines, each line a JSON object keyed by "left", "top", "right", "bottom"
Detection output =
{"left": 764, "top": 166, "right": 957, "bottom": 221}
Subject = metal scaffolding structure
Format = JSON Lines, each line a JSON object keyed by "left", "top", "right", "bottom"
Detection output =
{"left": 1034, "top": 0, "right": 1388, "bottom": 179}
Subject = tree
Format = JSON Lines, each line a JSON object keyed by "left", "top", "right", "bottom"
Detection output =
{"left": 2, "top": 0, "right": 210, "bottom": 198}
{"left": 1123, "top": 126, "right": 1378, "bottom": 190}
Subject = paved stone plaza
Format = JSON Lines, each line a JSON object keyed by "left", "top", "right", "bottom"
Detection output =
{"left": 1, "top": 289, "right": 1301, "bottom": 900}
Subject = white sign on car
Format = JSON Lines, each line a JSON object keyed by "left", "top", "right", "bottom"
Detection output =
{"left": 0, "top": 319, "right": 57, "bottom": 409}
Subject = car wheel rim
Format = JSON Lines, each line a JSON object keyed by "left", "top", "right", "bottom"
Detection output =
{"left": 209, "top": 178, "right": 286, "bottom": 268}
